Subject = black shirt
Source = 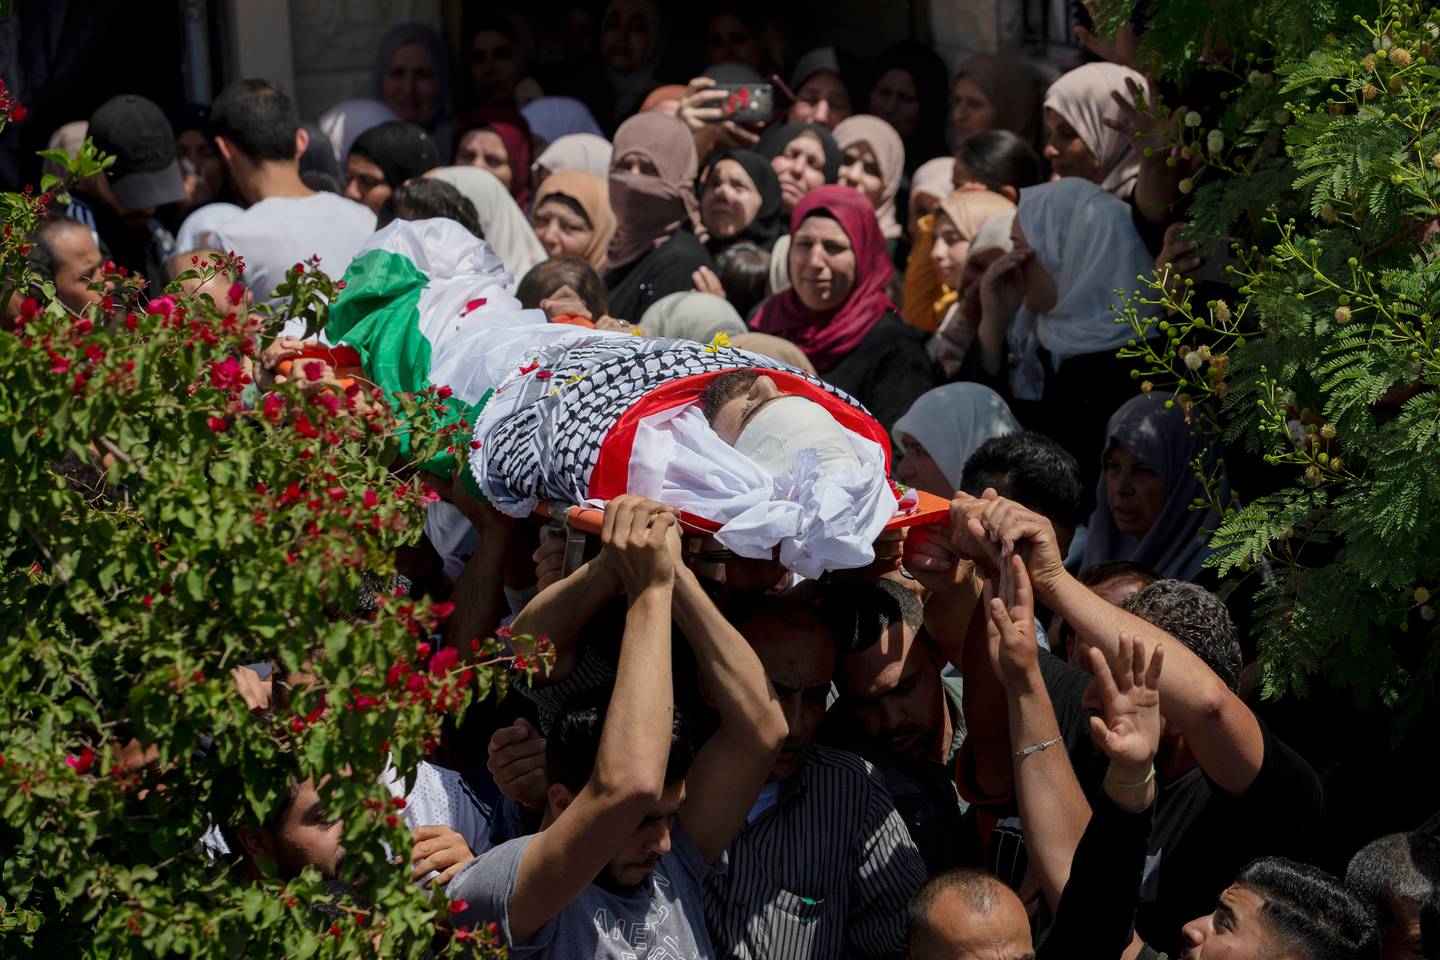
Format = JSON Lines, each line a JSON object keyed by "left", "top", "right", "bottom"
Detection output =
{"left": 820, "top": 310, "right": 938, "bottom": 441}
{"left": 1038, "top": 650, "right": 1324, "bottom": 956}
{"left": 603, "top": 231, "right": 715, "bottom": 323}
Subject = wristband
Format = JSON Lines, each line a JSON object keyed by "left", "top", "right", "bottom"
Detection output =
{"left": 1012, "top": 735, "right": 1063, "bottom": 760}
{"left": 1104, "top": 765, "right": 1156, "bottom": 790}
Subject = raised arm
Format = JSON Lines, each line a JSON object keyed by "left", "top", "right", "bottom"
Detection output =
{"left": 672, "top": 564, "right": 787, "bottom": 862}
{"left": 502, "top": 498, "right": 681, "bottom": 944}
{"left": 966, "top": 494, "right": 1264, "bottom": 796}
{"left": 988, "top": 553, "right": 1091, "bottom": 912}
{"left": 507, "top": 545, "right": 623, "bottom": 685}
{"left": 1039, "top": 633, "right": 1163, "bottom": 959}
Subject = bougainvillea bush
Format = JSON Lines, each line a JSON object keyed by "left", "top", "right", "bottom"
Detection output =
{"left": 0, "top": 94, "right": 507, "bottom": 957}
{"left": 1096, "top": 0, "right": 1440, "bottom": 721}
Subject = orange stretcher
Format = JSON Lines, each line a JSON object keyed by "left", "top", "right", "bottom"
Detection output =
{"left": 534, "top": 488, "right": 952, "bottom": 537}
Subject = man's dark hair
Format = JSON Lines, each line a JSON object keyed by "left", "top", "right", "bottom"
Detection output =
{"left": 1237, "top": 857, "right": 1381, "bottom": 960}
{"left": 1347, "top": 832, "right": 1440, "bottom": 942}
{"left": 210, "top": 79, "right": 300, "bottom": 164}
{"left": 907, "top": 868, "right": 1017, "bottom": 955}
{"left": 545, "top": 686, "right": 694, "bottom": 795}
{"left": 961, "top": 431, "right": 1085, "bottom": 529}
{"left": 1079, "top": 559, "right": 1158, "bottom": 589}
{"left": 376, "top": 178, "right": 482, "bottom": 235}
{"left": 516, "top": 257, "right": 608, "bottom": 317}
{"left": 956, "top": 129, "right": 1043, "bottom": 192}
{"left": 825, "top": 577, "right": 924, "bottom": 654}
{"left": 24, "top": 217, "right": 87, "bottom": 281}
{"left": 698, "top": 368, "right": 760, "bottom": 423}
{"left": 1120, "top": 579, "right": 1242, "bottom": 692}
{"left": 715, "top": 242, "right": 770, "bottom": 320}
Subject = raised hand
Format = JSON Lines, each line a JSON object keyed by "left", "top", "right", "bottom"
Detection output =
{"left": 904, "top": 521, "right": 975, "bottom": 597}
{"left": 984, "top": 552, "right": 1039, "bottom": 688}
{"left": 1085, "top": 632, "right": 1164, "bottom": 811}
{"left": 1103, "top": 77, "right": 1183, "bottom": 165}
{"left": 409, "top": 824, "right": 475, "bottom": 887}
{"left": 980, "top": 248, "right": 1033, "bottom": 323}
{"left": 947, "top": 489, "right": 1003, "bottom": 578}
{"left": 487, "top": 718, "right": 549, "bottom": 813}
{"left": 600, "top": 496, "right": 679, "bottom": 600}
{"left": 974, "top": 496, "right": 1068, "bottom": 601}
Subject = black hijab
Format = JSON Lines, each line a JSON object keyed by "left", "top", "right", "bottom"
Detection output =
{"left": 700, "top": 148, "right": 785, "bottom": 251}
{"left": 348, "top": 121, "right": 441, "bottom": 187}
{"left": 755, "top": 122, "right": 844, "bottom": 183}
{"left": 869, "top": 41, "right": 951, "bottom": 173}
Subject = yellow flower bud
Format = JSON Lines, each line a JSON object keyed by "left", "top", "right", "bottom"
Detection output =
{"left": 1335, "top": 306, "right": 1352, "bottom": 324}
{"left": 1415, "top": 586, "right": 1431, "bottom": 604}
{"left": 1363, "top": 83, "right": 1379, "bottom": 100}
{"left": 1390, "top": 47, "right": 1412, "bottom": 66}
{"left": 1213, "top": 299, "right": 1231, "bottom": 324}
{"left": 1320, "top": 424, "right": 1336, "bottom": 439}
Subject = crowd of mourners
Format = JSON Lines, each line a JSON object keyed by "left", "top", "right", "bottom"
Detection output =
{"left": 10, "top": 2, "right": 1440, "bottom": 958}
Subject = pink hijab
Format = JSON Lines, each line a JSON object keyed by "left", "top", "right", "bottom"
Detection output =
{"left": 605, "top": 113, "right": 703, "bottom": 268}
{"left": 750, "top": 185, "right": 895, "bottom": 371}
{"left": 1044, "top": 62, "right": 1151, "bottom": 199}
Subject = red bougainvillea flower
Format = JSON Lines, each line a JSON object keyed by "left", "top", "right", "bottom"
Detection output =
{"left": 461, "top": 297, "right": 487, "bottom": 315}
{"left": 206, "top": 416, "right": 229, "bottom": 432}
{"left": 210, "top": 357, "right": 245, "bottom": 390}
{"left": 67, "top": 747, "right": 96, "bottom": 775}
{"left": 449, "top": 900, "right": 469, "bottom": 914}
{"left": 293, "top": 414, "right": 320, "bottom": 438}
{"left": 262, "top": 391, "right": 286, "bottom": 423}
{"left": 362, "top": 489, "right": 379, "bottom": 509}
{"left": 302, "top": 360, "right": 324, "bottom": 381}
{"left": 146, "top": 295, "right": 176, "bottom": 318}
{"left": 429, "top": 646, "right": 459, "bottom": 675}
{"left": 18, "top": 296, "right": 38, "bottom": 322}
{"left": 431, "top": 601, "right": 456, "bottom": 620}
{"left": 226, "top": 281, "right": 245, "bottom": 305}
{"left": 49, "top": 352, "right": 71, "bottom": 374}
{"left": 435, "top": 385, "right": 453, "bottom": 399}
{"left": 10, "top": 105, "right": 28, "bottom": 122}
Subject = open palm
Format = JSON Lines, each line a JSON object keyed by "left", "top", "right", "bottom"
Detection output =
{"left": 1085, "top": 632, "right": 1163, "bottom": 771}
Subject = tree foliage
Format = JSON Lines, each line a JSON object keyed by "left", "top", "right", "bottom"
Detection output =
{"left": 1104, "top": 1, "right": 1440, "bottom": 721}
{"left": 0, "top": 86, "right": 511, "bottom": 956}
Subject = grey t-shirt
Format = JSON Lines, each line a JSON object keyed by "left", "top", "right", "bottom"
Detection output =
{"left": 447, "top": 823, "right": 714, "bottom": 959}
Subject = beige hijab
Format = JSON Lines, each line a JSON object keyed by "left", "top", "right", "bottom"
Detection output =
{"left": 936, "top": 189, "right": 1018, "bottom": 244}
{"left": 833, "top": 115, "right": 905, "bottom": 240}
{"left": 534, "top": 170, "right": 616, "bottom": 271}
{"left": 606, "top": 112, "right": 704, "bottom": 268}
{"left": 1044, "top": 62, "right": 1151, "bottom": 199}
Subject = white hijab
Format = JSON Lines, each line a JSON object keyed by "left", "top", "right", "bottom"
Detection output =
{"left": 1016, "top": 177, "right": 1158, "bottom": 362}
{"left": 426, "top": 166, "right": 548, "bottom": 289}
{"left": 891, "top": 383, "right": 1021, "bottom": 491}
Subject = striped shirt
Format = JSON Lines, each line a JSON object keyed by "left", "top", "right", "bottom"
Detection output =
{"left": 703, "top": 745, "right": 927, "bottom": 960}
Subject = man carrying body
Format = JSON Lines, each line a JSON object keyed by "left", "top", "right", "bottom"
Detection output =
{"left": 447, "top": 497, "right": 787, "bottom": 956}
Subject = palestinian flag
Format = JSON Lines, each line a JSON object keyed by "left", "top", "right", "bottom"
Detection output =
{"left": 324, "top": 218, "right": 538, "bottom": 482}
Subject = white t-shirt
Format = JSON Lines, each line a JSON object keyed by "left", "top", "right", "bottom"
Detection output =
{"left": 213, "top": 192, "right": 376, "bottom": 330}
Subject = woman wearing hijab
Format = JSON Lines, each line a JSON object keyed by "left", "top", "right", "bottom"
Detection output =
{"left": 375, "top": 23, "right": 456, "bottom": 160}
{"left": 934, "top": 210, "right": 1014, "bottom": 380}
{"left": 637, "top": 291, "right": 748, "bottom": 342}
{"left": 534, "top": 133, "right": 614, "bottom": 184}
{"left": 755, "top": 122, "right": 843, "bottom": 215}
{"left": 603, "top": 113, "right": 715, "bottom": 321}
{"left": 952, "top": 54, "right": 1046, "bottom": 151}
{"left": 318, "top": 99, "right": 401, "bottom": 168}
{"left": 169, "top": 104, "right": 230, "bottom": 221}
{"left": 425, "top": 166, "right": 548, "bottom": 289}
{"left": 1043, "top": 62, "right": 1151, "bottom": 200}
{"left": 867, "top": 41, "right": 951, "bottom": 174}
{"left": 833, "top": 115, "right": 905, "bottom": 249}
{"left": 531, "top": 170, "right": 615, "bottom": 270}
{"left": 750, "top": 184, "right": 936, "bottom": 433}
{"left": 698, "top": 149, "right": 784, "bottom": 256}
{"left": 1081, "top": 390, "right": 1222, "bottom": 582}
{"left": 600, "top": 0, "right": 666, "bottom": 125}
{"left": 520, "top": 96, "right": 604, "bottom": 144}
{"left": 912, "top": 188, "right": 1017, "bottom": 354}
{"left": 891, "top": 383, "right": 1020, "bottom": 497}
{"left": 901, "top": 157, "right": 958, "bottom": 332}
{"left": 974, "top": 176, "right": 1160, "bottom": 481}
{"left": 344, "top": 122, "right": 442, "bottom": 214}
{"left": 455, "top": 106, "right": 534, "bottom": 210}
{"left": 787, "top": 46, "right": 866, "bottom": 130}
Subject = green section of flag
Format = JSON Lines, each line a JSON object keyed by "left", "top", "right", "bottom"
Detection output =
{"left": 326, "top": 248, "right": 474, "bottom": 479}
